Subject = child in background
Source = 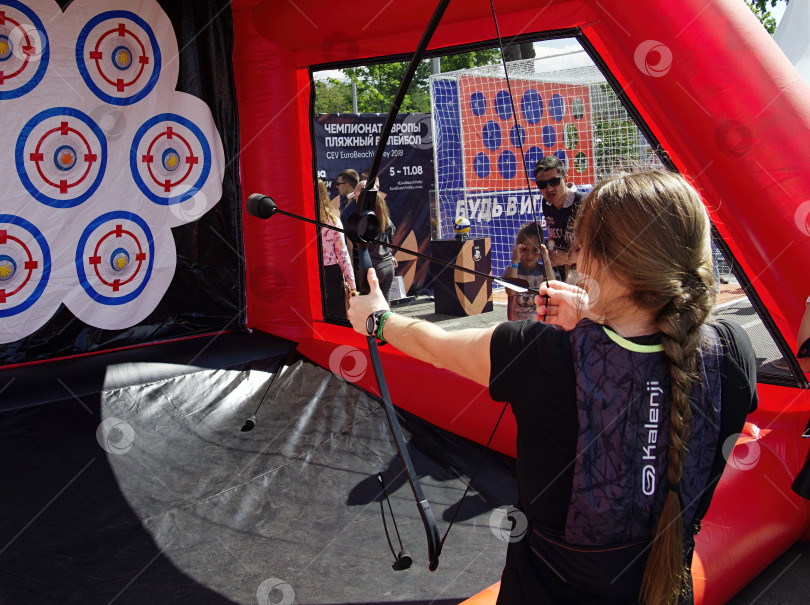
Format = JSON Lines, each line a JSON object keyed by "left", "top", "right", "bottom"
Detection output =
{"left": 502, "top": 223, "right": 552, "bottom": 321}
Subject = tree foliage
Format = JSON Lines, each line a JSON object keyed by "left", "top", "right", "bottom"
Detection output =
{"left": 747, "top": 0, "right": 786, "bottom": 34}
{"left": 314, "top": 49, "right": 500, "bottom": 114}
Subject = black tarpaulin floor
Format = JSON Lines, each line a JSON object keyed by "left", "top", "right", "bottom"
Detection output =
{"left": 0, "top": 332, "right": 516, "bottom": 604}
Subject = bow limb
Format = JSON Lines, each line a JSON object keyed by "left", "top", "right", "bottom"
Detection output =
{"left": 349, "top": 0, "right": 452, "bottom": 571}
{"left": 357, "top": 242, "right": 442, "bottom": 570}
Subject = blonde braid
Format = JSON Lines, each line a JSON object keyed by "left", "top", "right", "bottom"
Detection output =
{"left": 641, "top": 276, "right": 714, "bottom": 605}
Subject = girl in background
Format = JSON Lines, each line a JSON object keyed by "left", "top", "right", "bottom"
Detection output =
{"left": 318, "top": 179, "right": 355, "bottom": 319}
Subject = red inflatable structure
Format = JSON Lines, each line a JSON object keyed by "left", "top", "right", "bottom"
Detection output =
{"left": 231, "top": 0, "right": 810, "bottom": 602}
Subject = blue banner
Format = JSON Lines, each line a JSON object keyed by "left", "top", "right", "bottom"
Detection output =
{"left": 313, "top": 113, "right": 434, "bottom": 296}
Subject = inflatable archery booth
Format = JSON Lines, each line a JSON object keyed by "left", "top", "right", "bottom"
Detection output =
{"left": 2, "top": 0, "right": 809, "bottom": 603}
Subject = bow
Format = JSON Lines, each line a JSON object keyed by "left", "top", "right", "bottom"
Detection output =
{"left": 343, "top": 0, "right": 452, "bottom": 572}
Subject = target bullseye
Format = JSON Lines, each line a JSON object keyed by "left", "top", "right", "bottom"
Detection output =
{"left": 112, "top": 45, "right": 132, "bottom": 70}
{"left": 0, "top": 254, "right": 17, "bottom": 281}
{"left": 76, "top": 10, "right": 160, "bottom": 105}
{"left": 0, "top": 34, "right": 12, "bottom": 60}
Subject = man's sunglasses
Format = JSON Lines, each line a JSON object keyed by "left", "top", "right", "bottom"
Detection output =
{"left": 336, "top": 181, "right": 345, "bottom": 185}
{"left": 535, "top": 176, "right": 562, "bottom": 189}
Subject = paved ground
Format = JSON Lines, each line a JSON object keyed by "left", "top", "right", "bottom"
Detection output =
{"left": 393, "top": 280, "right": 810, "bottom": 604}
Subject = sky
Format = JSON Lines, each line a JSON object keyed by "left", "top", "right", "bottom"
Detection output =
{"left": 772, "top": 0, "right": 788, "bottom": 26}
{"left": 314, "top": 1, "right": 792, "bottom": 82}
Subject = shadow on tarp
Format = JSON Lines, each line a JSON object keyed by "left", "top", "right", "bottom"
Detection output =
{"left": 0, "top": 331, "right": 516, "bottom": 604}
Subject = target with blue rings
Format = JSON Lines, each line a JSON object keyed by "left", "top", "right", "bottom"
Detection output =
{"left": 76, "top": 10, "right": 161, "bottom": 106}
{"left": 0, "top": 0, "right": 50, "bottom": 100}
{"left": 76, "top": 211, "right": 154, "bottom": 305}
{"left": 0, "top": 214, "right": 51, "bottom": 318}
{"left": 470, "top": 91, "right": 487, "bottom": 116}
{"left": 130, "top": 113, "right": 212, "bottom": 205}
{"left": 498, "top": 150, "right": 517, "bottom": 180}
{"left": 521, "top": 89, "right": 543, "bottom": 124}
{"left": 474, "top": 153, "right": 490, "bottom": 178}
{"left": 15, "top": 107, "right": 107, "bottom": 208}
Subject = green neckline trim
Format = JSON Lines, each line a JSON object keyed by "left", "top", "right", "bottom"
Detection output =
{"left": 602, "top": 326, "right": 664, "bottom": 353}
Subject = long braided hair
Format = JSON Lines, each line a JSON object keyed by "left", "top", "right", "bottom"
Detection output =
{"left": 573, "top": 170, "right": 716, "bottom": 604}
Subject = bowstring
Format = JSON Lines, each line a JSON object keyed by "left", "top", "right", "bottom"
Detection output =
{"left": 488, "top": 0, "right": 547, "bottom": 253}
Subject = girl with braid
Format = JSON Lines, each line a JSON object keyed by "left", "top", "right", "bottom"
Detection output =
{"left": 347, "top": 170, "right": 757, "bottom": 604}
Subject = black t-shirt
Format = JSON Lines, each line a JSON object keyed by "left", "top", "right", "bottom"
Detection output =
{"left": 489, "top": 318, "right": 758, "bottom": 532}
{"left": 542, "top": 191, "right": 583, "bottom": 254}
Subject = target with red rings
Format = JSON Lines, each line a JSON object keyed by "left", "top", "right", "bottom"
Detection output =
{"left": 75, "top": 10, "right": 160, "bottom": 106}
{"left": 0, "top": 214, "right": 51, "bottom": 318}
{"left": 76, "top": 211, "right": 154, "bottom": 305}
{"left": 0, "top": 0, "right": 50, "bottom": 100}
{"left": 16, "top": 107, "right": 107, "bottom": 208}
{"left": 130, "top": 113, "right": 212, "bottom": 205}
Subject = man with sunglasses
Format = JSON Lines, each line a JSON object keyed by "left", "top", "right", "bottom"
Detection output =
{"left": 534, "top": 156, "right": 583, "bottom": 280}
{"left": 331, "top": 168, "right": 359, "bottom": 215}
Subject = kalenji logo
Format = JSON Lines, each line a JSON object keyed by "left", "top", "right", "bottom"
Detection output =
{"left": 634, "top": 40, "right": 673, "bottom": 77}
{"left": 641, "top": 381, "right": 663, "bottom": 496}
{"left": 642, "top": 466, "right": 656, "bottom": 496}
